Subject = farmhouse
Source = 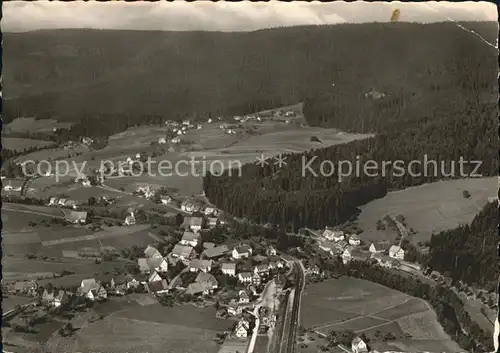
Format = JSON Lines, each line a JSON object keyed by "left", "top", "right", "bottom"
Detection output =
{"left": 352, "top": 336, "right": 369, "bottom": 353}
{"left": 348, "top": 234, "right": 361, "bottom": 246}
{"left": 80, "top": 279, "right": 107, "bottom": 301}
{"left": 238, "top": 272, "right": 253, "bottom": 283}
{"left": 204, "top": 207, "right": 217, "bottom": 216}
{"left": 267, "top": 246, "right": 277, "bottom": 256}
{"left": 342, "top": 246, "right": 354, "bottom": 264}
{"left": 369, "top": 242, "right": 391, "bottom": 254}
{"left": 53, "top": 290, "right": 71, "bottom": 307}
{"left": 14, "top": 280, "right": 38, "bottom": 296}
{"left": 160, "top": 195, "right": 172, "bottom": 205}
{"left": 234, "top": 319, "right": 250, "bottom": 338}
{"left": 188, "top": 259, "right": 213, "bottom": 273}
{"left": 158, "top": 137, "right": 167, "bottom": 144}
{"left": 201, "top": 245, "right": 229, "bottom": 260}
{"left": 253, "top": 264, "right": 270, "bottom": 275}
{"left": 146, "top": 279, "right": 169, "bottom": 295}
{"left": 171, "top": 244, "right": 195, "bottom": 260}
{"left": 228, "top": 302, "right": 243, "bottom": 316}
{"left": 186, "top": 273, "right": 218, "bottom": 295}
{"left": 183, "top": 217, "right": 203, "bottom": 232}
{"left": 124, "top": 211, "right": 136, "bottom": 226}
{"left": 252, "top": 273, "right": 262, "bottom": 285}
{"left": 232, "top": 245, "right": 252, "bottom": 259}
{"left": 138, "top": 257, "right": 169, "bottom": 274}
{"left": 208, "top": 217, "right": 219, "bottom": 228}
{"left": 222, "top": 262, "right": 236, "bottom": 276}
{"left": 65, "top": 211, "right": 88, "bottom": 225}
{"left": 239, "top": 290, "right": 250, "bottom": 304}
{"left": 180, "top": 231, "right": 201, "bottom": 247}
{"left": 48, "top": 196, "right": 59, "bottom": 206}
{"left": 389, "top": 245, "right": 405, "bottom": 260}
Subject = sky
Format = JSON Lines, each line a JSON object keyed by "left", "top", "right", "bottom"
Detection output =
{"left": 2, "top": 1, "right": 497, "bottom": 32}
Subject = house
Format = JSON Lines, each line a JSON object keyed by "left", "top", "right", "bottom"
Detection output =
{"left": 53, "top": 290, "right": 71, "bottom": 307}
{"left": 158, "top": 137, "right": 167, "bottom": 144}
{"left": 342, "top": 246, "right": 354, "bottom": 265}
{"left": 232, "top": 245, "right": 252, "bottom": 259}
{"left": 234, "top": 319, "right": 250, "bottom": 338}
{"left": 195, "top": 272, "right": 218, "bottom": 291}
{"left": 80, "top": 279, "right": 107, "bottom": 301}
{"left": 171, "top": 244, "right": 195, "bottom": 261}
{"left": 188, "top": 259, "right": 213, "bottom": 273}
{"left": 351, "top": 336, "right": 368, "bottom": 353}
{"left": 144, "top": 245, "right": 163, "bottom": 259}
{"left": 267, "top": 246, "right": 277, "bottom": 256}
{"left": 201, "top": 245, "right": 229, "bottom": 260}
{"left": 252, "top": 273, "right": 262, "bottom": 285}
{"left": 369, "top": 242, "right": 391, "bottom": 254}
{"left": 207, "top": 217, "right": 219, "bottom": 228}
{"left": 238, "top": 272, "right": 253, "bottom": 283}
{"left": 203, "top": 242, "right": 216, "bottom": 249}
{"left": 348, "top": 234, "right": 361, "bottom": 246}
{"left": 183, "top": 217, "right": 203, "bottom": 232}
{"left": 389, "top": 245, "right": 405, "bottom": 260}
{"left": 307, "top": 265, "right": 321, "bottom": 275}
{"left": 160, "top": 196, "right": 172, "bottom": 205}
{"left": 253, "top": 264, "right": 269, "bottom": 276}
{"left": 322, "top": 229, "right": 344, "bottom": 242}
{"left": 204, "top": 207, "right": 216, "bottom": 216}
{"left": 65, "top": 211, "right": 88, "bottom": 225}
{"left": 138, "top": 257, "right": 169, "bottom": 274}
{"left": 124, "top": 211, "right": 136, "bottom": 226}
{"left": 228, "top": 301, "right": 243, "bottom": 316}
{"left": 239, "top": 290, "right": 250, "bottom": 304}
{"left": 185, "top": 277, "right": 217, "bottom": 296}
{"left": 221, "top": 262, "right": 236, "bottom": 276}
{"left": 14, "top": 280, "right": 38, "bottom": 296}
{"left": 48, "top": 197, "right": 59, "bottom": 206}
{"left": 253, "top": 254, "right": 268, "bottom": 263}
{"left": 180, "top": 231, "right": 201, "bottom": 247}
{"left": 146, "top": 279, "right": 169, "bottom": 295}
{"left": 64, "top": 200, "right": 79, "bottom": 209}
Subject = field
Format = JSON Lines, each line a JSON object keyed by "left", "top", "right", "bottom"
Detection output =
{"left": 45, "top": 305, "right": 234, "bottom": 353}
{"left": 3, "top": 137, "right": 55, "bottom": 151}
{"left": 356, "top": 176, "right": 497, "bottom": 244}
{"left": 299, "top": 277, "right": 463, "bottom": 353}
{"left": 4, "top": 117, "right": 73, "bottom": 134}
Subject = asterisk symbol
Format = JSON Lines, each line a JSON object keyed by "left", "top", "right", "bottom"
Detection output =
{"left": 256, "top": 154, "right": 270, "bottom": 167}
{"left": 273, "top": 154, "right": 287, "bottom": 168}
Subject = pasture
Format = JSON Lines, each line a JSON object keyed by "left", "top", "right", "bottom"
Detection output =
{"left": 4, "top": 117, "right": 73, "bottom": 134}
{"left": 356, "top": 176, "right": 497, "bottom": 244}
{"left": 3, "top": 137, "right": 54, "bottom": 151}
{"left": 300, "top": 277, "right": 463, "bottom": 352}
{"left": 45, "top": 305, "right": 233, "bottom": 353}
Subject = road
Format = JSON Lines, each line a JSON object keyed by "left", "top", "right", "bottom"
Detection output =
{"left": 280, "top": 261, "right": 306, "bottom": 353}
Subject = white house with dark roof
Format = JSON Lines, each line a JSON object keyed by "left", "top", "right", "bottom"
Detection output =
{"left": 221, "top": 262, "right": 236, "bottom": 276}
{"left": 352, "top": 336, "right": 368, "bottom": 353}
{"left": 232, "top": 245, "right": 252, "bottom": 259}
{"left": 64, "top": 211, "right": 88, "bottom": 224}
{"left": 183, "top": 217, "right": 203, "bottom": 232}
{"left": 234, "top": 319, "right": 250, "bottom": 338}
{"left": 80, "top": 278, "right": 107, "bottom": 301}
{"left": 389, "top": 245, "right": 405, "bottom": 260}
{"left": 138, "top": 257, "right": 169, "bottom": 274}
{"left": 188, "top": 259, "right": 213, "bottom": 273}
{"left": 238, "top": 272, "right": 253, "bottom": 283}
{"left": 239, "top": 290, "right": 250, "bottom": 304}
{"left": 180, "top": 231, "right": 201, "bottom": 247}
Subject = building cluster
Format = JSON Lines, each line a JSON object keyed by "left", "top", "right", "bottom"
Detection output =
{"left": 317, "top": 227, "right": 407, "bottom": 268}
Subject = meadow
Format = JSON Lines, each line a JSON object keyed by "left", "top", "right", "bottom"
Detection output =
{"left": 4, "top": 117, "right": 73, "bottom": 134}
{"left": 45, "top": 305, "right": 234, "bottom": 353}
{"left": 356, "top": 176, "right": 497, "bottom": 245}
{"left": 300, "top": 277, "right": 463, "bottom": 353}
{"left": 3, "top": 137, "right": 55, "bottom": 151}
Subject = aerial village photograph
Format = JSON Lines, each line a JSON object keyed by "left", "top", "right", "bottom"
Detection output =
{"left": 1, "top": 1, "right": 498, "bottom": 353}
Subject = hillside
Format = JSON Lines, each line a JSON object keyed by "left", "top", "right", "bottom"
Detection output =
{"left": 4, "top": 22, "right": 498, "bottom": 137}
{"left": 427, "top": 201, "right": 498, "bottom": 290}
